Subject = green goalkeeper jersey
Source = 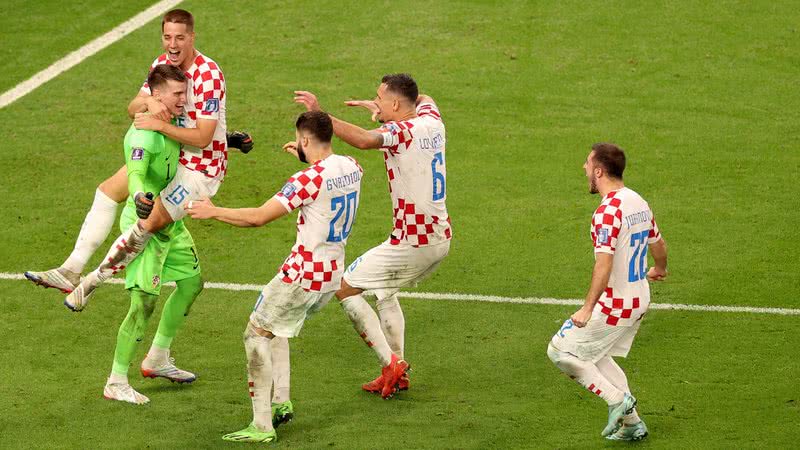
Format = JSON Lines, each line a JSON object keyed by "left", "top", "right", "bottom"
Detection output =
{"left": 123, "top": 123, "right": 180, "bottom": 206}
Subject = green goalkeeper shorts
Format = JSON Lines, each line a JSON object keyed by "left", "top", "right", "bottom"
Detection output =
{"left": 120, "top": 204, "right": 201, "bottom": 296}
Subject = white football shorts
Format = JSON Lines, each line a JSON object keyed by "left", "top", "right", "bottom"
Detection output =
{"left": 249, "top": 274, "right": 335, "bottom": 338}
{"left": 160, "top": 165, "right": 221, "bottom": 221}
{"left": 549, "top": 313, "right": 643, "bottom": 363}
{"left": 343, "top": 239, "right": 450, "bottom": 301}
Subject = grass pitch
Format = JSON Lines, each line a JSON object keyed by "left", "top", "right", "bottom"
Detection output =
{"left": 1, "top": 1, "right": 798, "bottom": 448}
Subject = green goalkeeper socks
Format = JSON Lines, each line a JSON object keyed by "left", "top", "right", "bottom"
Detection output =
{"left": 112, "top": 289, "right": 158, "bottom": 376}
{"left": 152, "top": 274, "right": 203, "bottom": 351}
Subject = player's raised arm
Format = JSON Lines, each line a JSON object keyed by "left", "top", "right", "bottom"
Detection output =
{"left": 294, "top": 91, "right": 383, "bottom": 150}
{"left": 186, "top": 198, "right": 289, "bottom": 227}
{"left": 135, "top": 115, "right": 216, "bottom": 149}
{"left": 128, "top": 91, "right": 171, "bottom": 122}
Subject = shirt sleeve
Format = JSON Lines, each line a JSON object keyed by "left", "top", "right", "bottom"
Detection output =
{"left": 591, "top": 203, "right": 623, "bottom": 255}
{"left": 378, "top": 121, "right": 414, "bottom": 154}
{"left": 193, "top": 61, "right": 225, "bottom": 121}
{"left": 647, "top": 214, "right": 662, "bottom": 244}
{"left": 416, "top": 102, "right": 442, "bottom": 121}
{"left": 273, "top": 167, "right": 324, "bottom": 212}
{"left": 125, "top": 131, "right": 160, "bottom": 195}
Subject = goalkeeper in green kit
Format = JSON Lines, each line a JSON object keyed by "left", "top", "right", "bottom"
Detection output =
{"left": 103, "top": 64, "right": 204, "bottom": 405}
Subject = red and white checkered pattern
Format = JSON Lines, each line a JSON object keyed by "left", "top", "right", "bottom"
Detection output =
{"left": 589, "top": 187, "right": 662, "bottom": 326}
{"left": 142, "top": 52, "right": 228, "bottom": 179}
{"left": 591, "top": 192, "right": 623, "bottom": 253}
{"left": 379, "top": 121, "right": 415, "bottom": 155}
{"left": 596, "top": 287, "right": 644, "bottom": 326}
{"left": 390, "top": 199, "right": 452, "bottom": 246}
{"left": 274, "top": 155, "right": 363, "bottom": 292}
{"left": 379, "top": 101, "right": 452, "bottom": 247}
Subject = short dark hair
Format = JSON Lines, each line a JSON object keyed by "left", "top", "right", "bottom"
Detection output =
{"left": 296, "top": 111, "right": 333, "bottom": 143}
{"left": 381, "top": 73, "right": 418, "bottom": 104}
{"left": 591, "top": 143, "right": 626, "bottom": 179}
{"left": 147, "top": 64, "right": 187, "bottom": 91}
{"left": 162, "top": 9, "right": 194, "bottom": 32}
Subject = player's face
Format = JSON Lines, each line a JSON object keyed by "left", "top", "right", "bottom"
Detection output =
{"left": 585, "top": 151, "right": 599, "bottom": 194}
{"left": 374, "top": 84, "right": 394, "bottom": 122}
{"left": 155, "top": 79, "right": 187, "bottom": 117}
{"left": 162, "top": 22, "right": 195, "bottom": 69}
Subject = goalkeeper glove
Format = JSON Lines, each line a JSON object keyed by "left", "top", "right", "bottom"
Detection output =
{"left": 134, "top": 192, "right": 155, "bottom": 219}
{"left": 227, "top": 130, "right": 254, "bottom": 154}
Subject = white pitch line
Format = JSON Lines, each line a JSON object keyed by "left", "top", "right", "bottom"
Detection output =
{"left": 3, "top": 272, "right": 798, "bottom": 316}
{"left": 0, "top": 0, "right": 182, "bottom": 109}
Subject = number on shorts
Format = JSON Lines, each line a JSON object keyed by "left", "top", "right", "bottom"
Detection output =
{"left": 327, "top": 191, "right": 358, "bottom": 242}
{"left": 558, "top": 319, "right": 574, "bottom": 337}
{"left": 628, "top": 230, "right": 650, "bottom": 282}
{"left": 166, "top": 185, "right": 189, "bottom": 206}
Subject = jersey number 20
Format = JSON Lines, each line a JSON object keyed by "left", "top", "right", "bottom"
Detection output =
{"left": 328, "top": 191, "right": 358, "bottom": 242}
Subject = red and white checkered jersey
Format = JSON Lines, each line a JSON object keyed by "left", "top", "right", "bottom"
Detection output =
{"left": 590, "top": 187, "right": 662, "bottom": 326}
{"left": 141, "top": 52, "right": 228, "bottom": 179}
{"left": 273, "top": 154, "right": 363, "bottom": 292}
{"left": 377, "top": 102, "right": 452, "bottom": 247}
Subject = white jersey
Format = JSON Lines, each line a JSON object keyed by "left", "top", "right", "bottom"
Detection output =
{"left": 274, "top": 154, "right": 363, "bottom": 292}
{"left": 377, "top": 102, "right": 452, "bottom": 247}
{"left": 142, "top": 51, "right": 228, "bottom": 179}
{"left": 591, "top": 187, "right": 661, "bottom": 326}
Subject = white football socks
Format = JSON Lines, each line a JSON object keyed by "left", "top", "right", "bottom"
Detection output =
{"left": 244, "top": 325, "right": 274, "bottom": 433}
{"left": 271, "top": 337, "right": 291, "bottom": 404}
{"left": 596, "top": 356, "right": 641, "bottom": 424}
{"left": 62, "top": 188, "right": 120, "bottom": 274}
{"left": 340, "top": 295, "right": 393, "bottom": 366}
{"left": 142, "top": 344, "right": 170, "bottom": 368}
{"left": 376, "top": 294, "right": 405, "bottom": 359}
{"left": 547, "top": 344, "right": 625, "bottom": 405}
{"left": 94, "top": 222, "right": 153, "bottom": 282}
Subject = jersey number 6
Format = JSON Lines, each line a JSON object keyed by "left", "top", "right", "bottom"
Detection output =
{"left": 431, "top": 151, "right": 446, "bottom": 201}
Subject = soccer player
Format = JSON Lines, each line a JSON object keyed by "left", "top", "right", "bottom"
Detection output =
{"left": 60, "top": 9, "right": 239, "bottom": 310}
{"left": 294, "top": 74, "right": 452, "bottom": 398}
{"left": 24, "top": 9, "right": 251, "bottom": 293}
{"left": 185, "top": 111, "right": 363, "bottom": 443}
{"left": 103, "top": 64, "right": 204, "bottom": 404}
{"left": 547, "top": 143, "right": 668, "bottom": 441}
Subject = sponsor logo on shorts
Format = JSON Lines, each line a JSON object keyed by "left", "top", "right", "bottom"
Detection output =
{"left": 597, "top": 228, "right": 610, "bottom": 245}
{"left": 131, "top": 147, "right": 144, "bottom": 160}
{"left": 152, "top": 275, "right": 161, "bottom": 288}
{"left": 203, "top": 98, "right": 219, "bottom": 113}
{"left": 280, "top": 183, "right": 296, "bottom": 198}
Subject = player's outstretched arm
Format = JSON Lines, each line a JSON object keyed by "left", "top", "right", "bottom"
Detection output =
{"left": 185, "top": 198, "right": 289, "bottom": 228}
{"left": 294, "top": 91, "right": 383, "bottom": 150}
{"left": 134, "top": 114, "right": 216, "bottom": 149}
{"left": 128, "top": 91, "right": 171, "bottom": 122}
{"left": 572, "top": 253, "right": 614, "bottom": 327}
{"left": 647, "top": 238, "right": 668, "bottom": 281}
